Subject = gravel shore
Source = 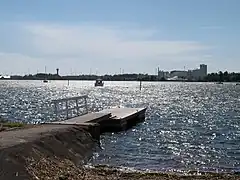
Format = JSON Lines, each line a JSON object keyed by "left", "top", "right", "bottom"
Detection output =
{"left": 26, "top": 156, "right": 240, "bottom": 180}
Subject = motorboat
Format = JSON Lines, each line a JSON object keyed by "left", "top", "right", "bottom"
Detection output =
{"left": 95, "top": 79, "right": 104, "bottom": 86}
{"left": 43, "top": 79, "right": 48, "bottom": 83}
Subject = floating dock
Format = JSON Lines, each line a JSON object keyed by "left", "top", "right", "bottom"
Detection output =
{"left": 96, "top": 108, "right": 146, "bottom": 132}
{"left": 47, "top": 107, "right": 146, "bottom": 135}
{"left": 51, "top": 95, "right": 146, "bottom": 132}
{"left": 49, "top": 95, "right": 147, "bottom": 138}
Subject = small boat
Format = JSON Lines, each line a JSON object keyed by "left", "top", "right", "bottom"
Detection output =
{"left": 95, "top": 79, "right": 104, "bottom": 87}
{"left": 43, "top": 79, "right": 48, "bottom": 83}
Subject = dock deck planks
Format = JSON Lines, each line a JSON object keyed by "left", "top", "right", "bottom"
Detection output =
{"left": 50, "top": 112, "right": 111, "bottom": 125}
{"left": 99, "top": 108, "right": 146, "bottom": 120}
{"left": 47, "top": 107, "right": 146, "bottom": 132}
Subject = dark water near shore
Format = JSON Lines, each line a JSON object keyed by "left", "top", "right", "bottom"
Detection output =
{"left": 0, "top": 80, "right": 239, "bottom": 173}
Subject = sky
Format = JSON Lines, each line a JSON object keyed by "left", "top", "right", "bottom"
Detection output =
{"left": 0, "top": 0, "right": 239, "bottom": 75}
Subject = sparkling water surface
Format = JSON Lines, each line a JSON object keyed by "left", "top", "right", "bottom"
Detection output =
{"left": 0, "top": 80, "right": 239, "bottom": 173}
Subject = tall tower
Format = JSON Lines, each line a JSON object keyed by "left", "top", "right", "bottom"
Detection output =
{"left": 200, "top": 64, "right": 207, "bottom": 77}
{"left": 56, "top": 68, "right": 59, "bottom": 75}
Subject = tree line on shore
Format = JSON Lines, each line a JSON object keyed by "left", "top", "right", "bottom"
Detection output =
{"left": 204, "top": 71, "right": 240, "bottom": 82}
{"left": 4, "top": 71, "right": 240, "bottom": 82}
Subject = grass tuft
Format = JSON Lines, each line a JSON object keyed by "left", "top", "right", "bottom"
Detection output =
{"left": 2, "top": 122, "right": 24, "bottom": 128}
{"left": 0, "top": 117, "right": 25, "bottom": 131}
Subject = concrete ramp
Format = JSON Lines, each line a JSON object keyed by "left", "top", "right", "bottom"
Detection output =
{"left": 0, "top": 125, "right": 97, "bottom": 180}
{"left": 50, "top": 112, "right": 111, "bottom": 125}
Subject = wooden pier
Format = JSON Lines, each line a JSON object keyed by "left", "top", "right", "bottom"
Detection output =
{"left": 47, "top": 107, "right": 147, "bottom": 134}
{"left": 96, "top": 108, "right": 146, "bottom": 132}
{"left": 45, "top": 95, "right": 147, "bottom": 138}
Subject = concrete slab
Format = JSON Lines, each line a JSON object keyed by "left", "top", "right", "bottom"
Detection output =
{"left": 0, "top": 124, "right": 73, "bottom": 149}
{"left": 50, "top": 112, "right": 111, "bottom": 125}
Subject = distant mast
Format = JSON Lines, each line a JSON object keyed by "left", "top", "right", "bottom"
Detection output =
{"left": 43, "top": 66, "right": 48, "bottom": 83}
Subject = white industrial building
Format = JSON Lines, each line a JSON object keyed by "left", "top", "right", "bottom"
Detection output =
{"left": 157, "top": 69, "right": 170, "bottom": 80}
{"left": 0, "top": 75, "right": 11, "bottom": 79}
{"left": 157, "top": 64, "right": 207, "bottom": 81}
{"left": 187, "top": 64, "right": 207, "bottom": 80}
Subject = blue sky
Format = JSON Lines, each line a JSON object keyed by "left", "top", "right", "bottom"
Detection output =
{"left": 0, "top": 0, "right": 239, "bottom": 75}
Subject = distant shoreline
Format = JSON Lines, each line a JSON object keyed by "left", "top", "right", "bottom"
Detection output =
{"left": 1, "top": 78, "right": 240, "bottom": 83}
{"left": 1, "top": 71, "right": 240, "bottom": 82}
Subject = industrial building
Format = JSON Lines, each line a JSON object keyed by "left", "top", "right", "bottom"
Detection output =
{"left": 157, "top": 64, "right": 208, "bottom": 81}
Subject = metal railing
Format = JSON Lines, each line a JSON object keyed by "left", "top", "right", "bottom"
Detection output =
{"left": 52, "top": 95, "right": 88, "bottom": 120}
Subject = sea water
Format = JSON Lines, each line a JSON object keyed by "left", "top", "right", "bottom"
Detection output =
{"left": 0, "top": 80, "right": 239, "bottom": 173}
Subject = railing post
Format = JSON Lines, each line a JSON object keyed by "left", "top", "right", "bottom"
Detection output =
{"left": 65, "top": 100, "right": 69, "bottom": 119}
{"left": 54, "top": 102, "right": 58, "bottom": 118}
{"left": 76, "top": 99, "right": 79, "bottom": 115}
{"left": 52, "top": 95, "right": 88, "bottom": 120}
{"left": 84, "top": 96, "right": 88, "bottom": 113}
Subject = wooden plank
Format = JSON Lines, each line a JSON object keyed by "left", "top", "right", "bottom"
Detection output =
{"left": 99, "top": 108, "right": 146, "bottom": 120}
{"left": 49, "top": 112, "right": 111, "bottom": 125}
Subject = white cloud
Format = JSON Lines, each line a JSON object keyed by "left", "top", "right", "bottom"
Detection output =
{"left": 23, "top": 23, "right": 207, "bottom": 59}
{"left": 0, "top": 52, "right": 45, "bottom": 75}
{"left": 0, "top": 22, "right": 210, "bottom": 74}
